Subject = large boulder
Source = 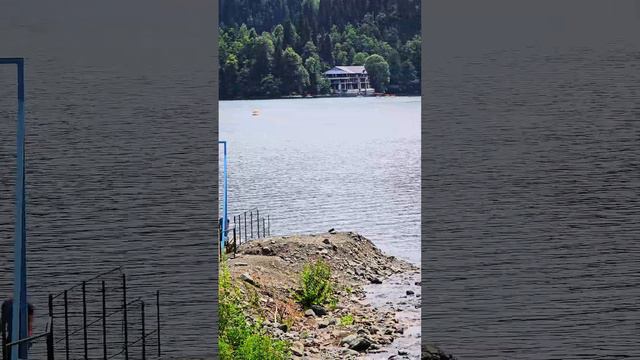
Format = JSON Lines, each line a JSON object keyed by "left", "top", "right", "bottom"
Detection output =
{"left": 340, "top": 334, "right": 373, "bottom": 352}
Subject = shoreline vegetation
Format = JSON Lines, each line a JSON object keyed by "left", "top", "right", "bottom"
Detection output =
{"left": 218, "top": 232, "right": 455, "bottom": 360}
{"left": 219, "top": 93, "right": 417, "bottom": 102}
{"left": 219, "top": 0, "right": 421, "bottom": 100}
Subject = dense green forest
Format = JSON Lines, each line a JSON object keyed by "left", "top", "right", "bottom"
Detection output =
{"left": 219, "top": 0, "right": 421, "bottom": 100}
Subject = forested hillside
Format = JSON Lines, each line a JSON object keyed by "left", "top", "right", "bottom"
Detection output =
{"left": 219, "top": 0, "right": 421, "bottom": 99}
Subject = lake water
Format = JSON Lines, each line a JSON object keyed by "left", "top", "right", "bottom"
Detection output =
{"left": 0, "top": 1, "right": 217, "bottom": 358}
{"left": 219, "top": 97, "right": 421, "bottom": 265}
{"left": 423, "top": 43, "right": 640, "bottom": 359}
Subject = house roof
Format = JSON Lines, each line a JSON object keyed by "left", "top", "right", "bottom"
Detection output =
{"left": 324, "top": 66, "right": 367, "bottom": 75}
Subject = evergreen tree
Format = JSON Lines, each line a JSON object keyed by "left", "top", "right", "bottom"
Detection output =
{"left": 281, "top": 47, "right": 310, "bottom": 95}
{"left": 219, "top": 0, "right": 421, "bottom": 99}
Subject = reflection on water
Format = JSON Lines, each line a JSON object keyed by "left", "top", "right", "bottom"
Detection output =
{"left": 220, "top": 97, "right": 421, "bottom": 265}
{"left": 0, "top": 1, "right": 217, "bottom": 357}
{"left": 423, "top": 44, "right": 640, "bottom": 359}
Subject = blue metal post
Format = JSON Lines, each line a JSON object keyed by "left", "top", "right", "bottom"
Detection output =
{"left": 218, "top": 141, "right": 228, "bottom": 253}
{"left": 1, "top": 58, "right": 27, "bottom": 360}
{"left": 1, "top": 57, "right": 28, "bottom": 360}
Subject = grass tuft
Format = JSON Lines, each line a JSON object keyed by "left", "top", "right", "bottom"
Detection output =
{"left": 294, "top": 259, "right": 334, "bottom": 308}
{"left": 339, "top": 314, "right": 354, "bottom": 326}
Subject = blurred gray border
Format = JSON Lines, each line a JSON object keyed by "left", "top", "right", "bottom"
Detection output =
{"left": 213, "top": 2, "right": 220, "bottom": 358}
{"left": 420, "top": 0, "right": 428, "bottom": 350}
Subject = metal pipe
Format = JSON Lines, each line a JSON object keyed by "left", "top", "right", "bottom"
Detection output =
{"left": 122, "top": 274, "right": 128, "bottom": 360}
{"left": 2, "top": 303, "right": 7, "bottom": 360}
{"left": 257, "top": 209, "right": 260, "bottom": 238}
{"left": 156, "top": 291, "right": 160, "bottom": 357}
{"left": 6, "top": 331, "right": 51, "bottom": 346}
{"left": 102, "top": 281, "right": 107, "bottom": 360}
{"left": 2, "top": 58, "right": 27, "bottom": 360}
{"left": 64, "top": 291, "right": 69, "bottom": 360}
{"left": 51, "top": 267, "right": 122, "bottom": 299}
{"left": 82, "top": 282, "right": 88, "bottom": 360}
{"left": 219, "top": 141, "right": 228, "bottom": 252}
{"left": 140, "top": 301, "right": 145, "bottom": 360}
{"left": 47, "top": 294, "right": 54, "bottom": 360}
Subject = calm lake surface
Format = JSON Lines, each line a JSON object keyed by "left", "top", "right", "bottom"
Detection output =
{"left": 220, "top": 97, "right": 421, "bottom": 265}
{"left": 423, "top": 43, "right": 640, "bottom": 359}
{"left": 1, "top": 1, "right": 217, "bottom": 358}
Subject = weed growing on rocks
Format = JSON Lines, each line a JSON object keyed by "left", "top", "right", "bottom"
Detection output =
{"left": 294, "top": 259, "right": 334, "bottom": 308}
{"left": 219, "top": 262, "right": 290, "bottom": 360}
{"left": 339, "top": 314, "right": 355, "bottom": 326}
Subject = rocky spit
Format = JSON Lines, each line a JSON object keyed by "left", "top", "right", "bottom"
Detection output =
{"left": 225, "top": 231, "right": 456, "bottom": 359}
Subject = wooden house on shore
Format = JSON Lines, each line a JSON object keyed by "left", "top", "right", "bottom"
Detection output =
{"left": 324, "top": 66, "right": 375, "bottom": 96}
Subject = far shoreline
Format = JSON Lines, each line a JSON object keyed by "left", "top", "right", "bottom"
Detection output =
{"left": 220, "top": 93, "right": 422, "bottom": 102}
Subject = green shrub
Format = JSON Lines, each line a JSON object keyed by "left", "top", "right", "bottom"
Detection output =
{"left": 295, "top": 259, "right": 334, "bottom": 308}
{"left": 219, "top": 262, "right": 290, "bottom": 360}
{"left": 339, "top": 314, "right": 354, "bottom": 326}
{"left": 236, "top": 332, "right": 290, "bottom": 359}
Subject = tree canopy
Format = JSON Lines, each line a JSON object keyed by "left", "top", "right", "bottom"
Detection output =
{"left": 219, "top": 0, "right": 421, "bottom": 99}
{"left": 364, "top": 54, "right": 390, "bottom": 92}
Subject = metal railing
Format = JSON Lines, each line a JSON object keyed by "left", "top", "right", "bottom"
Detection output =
{"left": 2, "top": 319, "right": 51, "bottom": 360}
{"left": 219, "top": 208, "right": 271, "bottom": 257}
{"left": 1, "top": 267, "right": 162, "bottom": 360}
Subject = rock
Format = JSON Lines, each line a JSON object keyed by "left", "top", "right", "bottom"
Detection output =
{"left": 318, "top": 319, "right": 330, "bottom": 329}
{"left": 240, "top": 273, "right": 258, "bottom": 287}
{"left": 422, "top": 344, "right": 457, "bottom": 360}
{"left": 323, "top": 238, "right": 330, "bottom": 244}
{"left": 398, "top": 349, "right": 408, "bottom": 355}
{"left": 311, "top": 304, "right": 327, "bottom": 317}
{"left": 328, "top": 228, "right": 336, "bottom": 234}
{"left": 406, "top": 290, "right": 415, "bottom": 296}
{"left": 261, "top": 246, "right": 276, "bottom": 256}
{"left": 234, "top": 262, "right": 248, "bottom": 266}
{"left": 290, "top": 342, "right": 304, "bottom": 357}
{"left": 304, "top": 309, "right": 316, "bottom": 317}
{"left": 340, "top": 334, "right": 372, "bottom": 352}
{"left": 343, "top": 348, "right": 360, "bottom": 356}
{"left": 277, "top": 323, "right": 288, "bottom": 332}
{"left": 370, "top": 277, "right": 383, "bottom": 284}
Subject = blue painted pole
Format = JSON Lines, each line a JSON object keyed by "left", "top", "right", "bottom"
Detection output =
{"left": 218, "top": 141, "right": 228, "bottom": 253}
{"left": 0, "top": 57, "right": 27, "bottom": 360}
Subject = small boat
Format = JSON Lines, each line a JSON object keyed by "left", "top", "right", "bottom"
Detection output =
{"left": 251, "top": 109, "right": 260, "bottom": 116}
